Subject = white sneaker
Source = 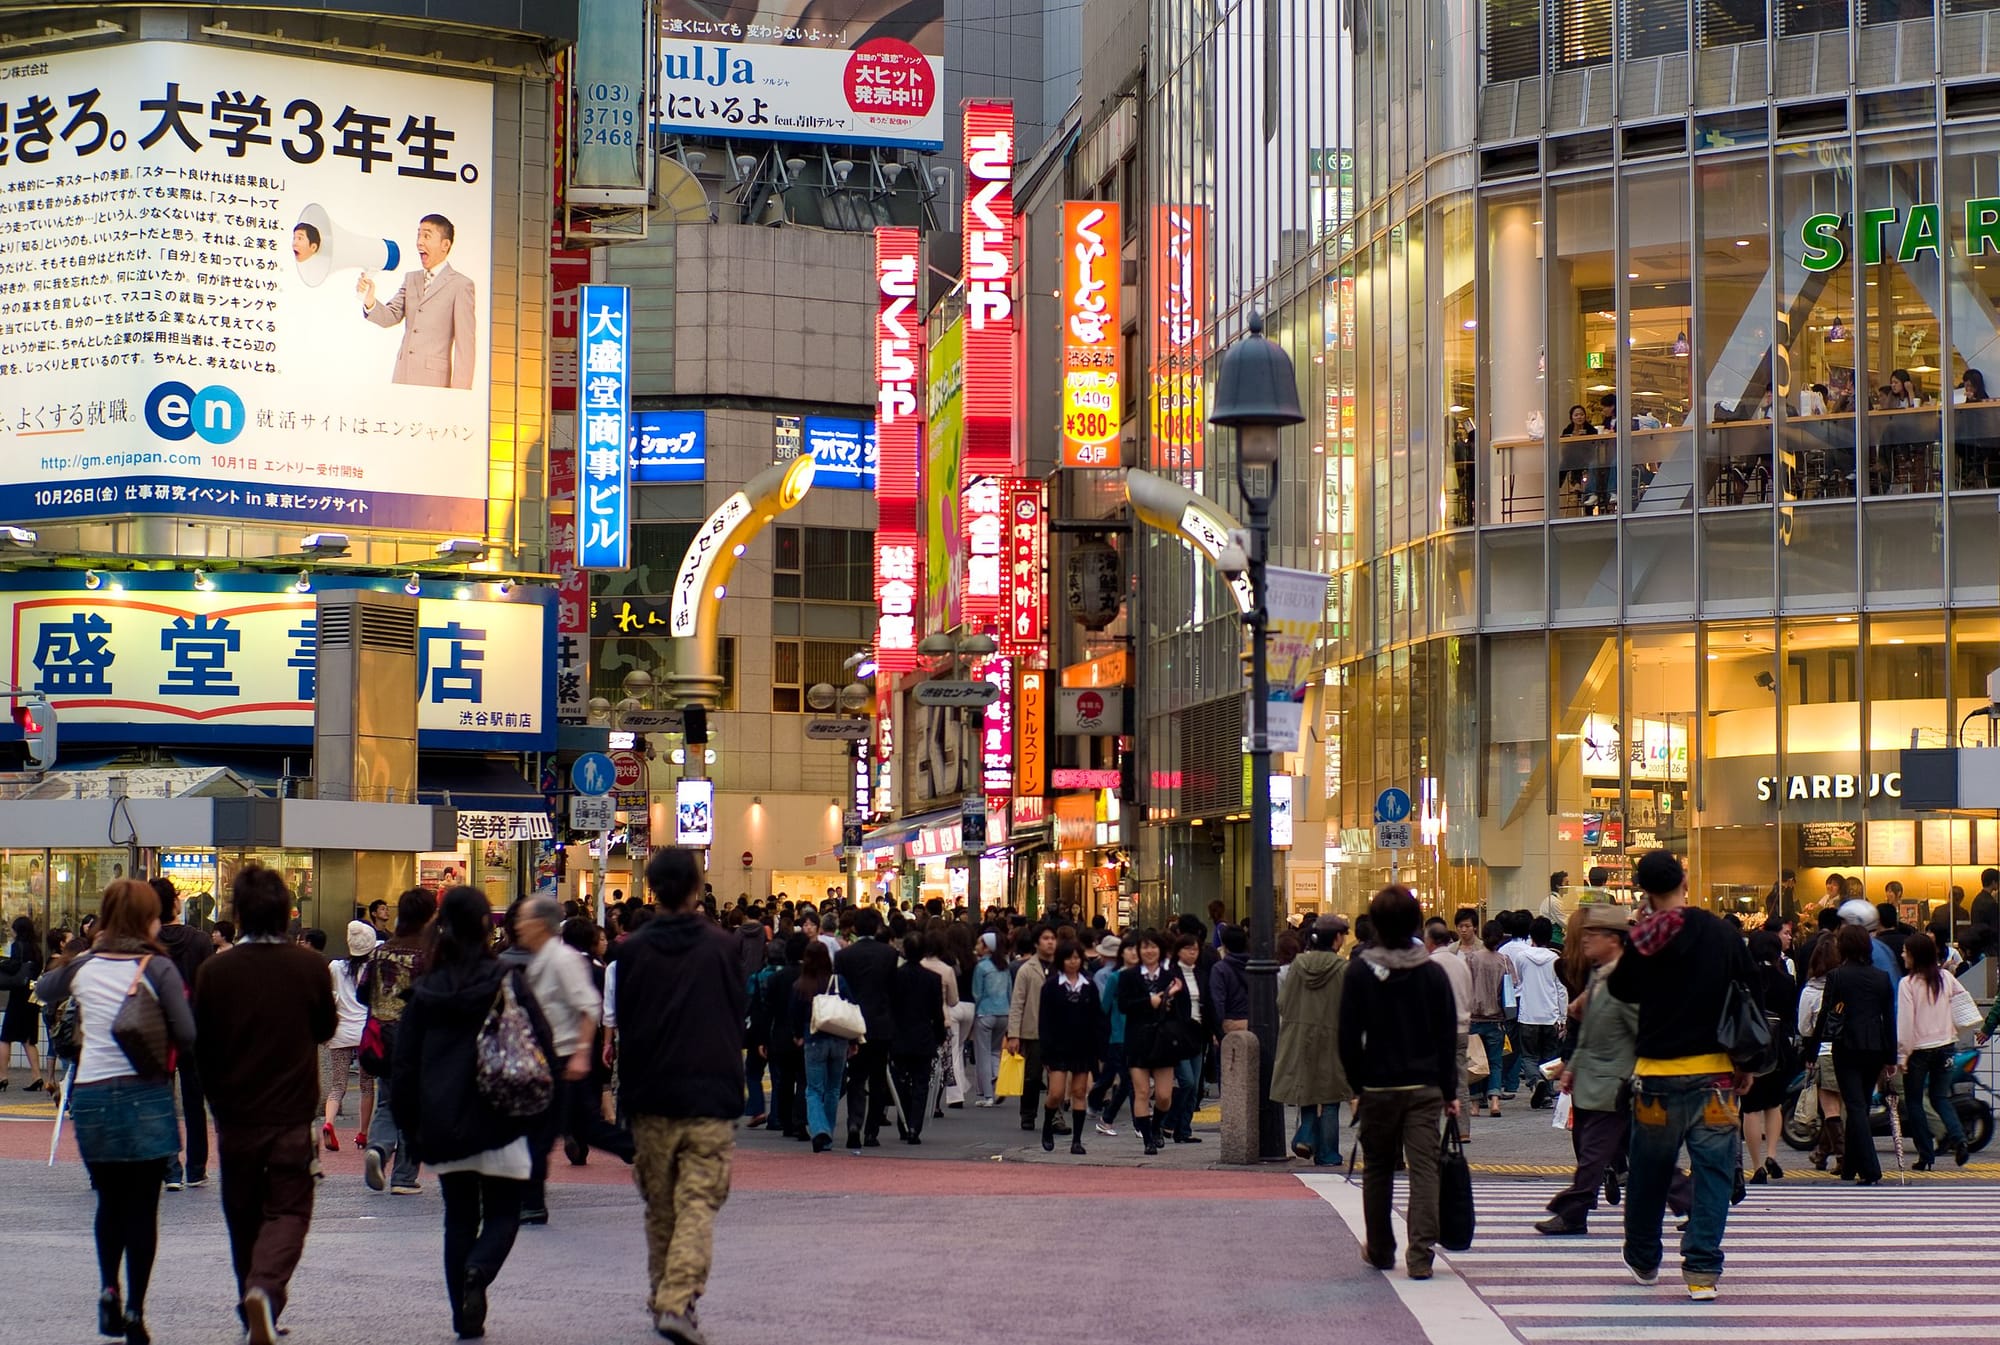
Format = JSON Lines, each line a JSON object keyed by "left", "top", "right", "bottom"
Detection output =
{"left": 1095, "top": 1121, "right": 1118, "bottom": 1136}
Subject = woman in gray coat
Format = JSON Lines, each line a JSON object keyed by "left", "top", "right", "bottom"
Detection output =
{"left": 1270, "top": 921, "right": 1354, "bottom": 1164}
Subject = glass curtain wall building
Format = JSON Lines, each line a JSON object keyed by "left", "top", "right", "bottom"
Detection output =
{"left": 1145, "top": 0, "right": 2000, "bottom": 921}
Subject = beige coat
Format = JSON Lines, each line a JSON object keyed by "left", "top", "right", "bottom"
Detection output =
{"left": 1007, "top": 955, "right": 1048, "bottom": 1040}
{"left": 365, "top": 262, "right": 476, "bottom": 389}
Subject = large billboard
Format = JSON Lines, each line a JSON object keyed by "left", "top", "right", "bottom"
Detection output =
{"left": 924, "top": 317, "right": 964, "bottom": 634}
{"left": 0, "top": 573, "right": 554, "bottom": 751}
{"left": 960, "top": 100, "right": 1016, "bottom": 475}
{"left": 1061, "top": 201, "right": 1122, "bottom": 468}
{"left": 657, "top": 1, "right": 942, "bottom": 149}
{"left": 871, "top": 228, "right": 923, "bottom": 674}
{"left": 0, "top": 42, "right": 495, "bottom": 534}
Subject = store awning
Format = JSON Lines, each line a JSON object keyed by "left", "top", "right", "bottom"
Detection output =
{"left": 419, "top": 757, "right": 547, "bottom": 813}
{"left": 861, "top": 805, "right": 961, "bottom": 853}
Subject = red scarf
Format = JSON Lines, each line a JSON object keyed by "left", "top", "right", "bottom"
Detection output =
{"left": 1629, "top": 905, "right": 1686, "bottom": 957}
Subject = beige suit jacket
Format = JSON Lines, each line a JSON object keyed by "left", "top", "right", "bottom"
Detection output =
{"left": 363, "top": 262, "right": 476, "bottom": 389}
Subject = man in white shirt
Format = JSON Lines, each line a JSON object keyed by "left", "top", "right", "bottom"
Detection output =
{"left": 1507, "top": 916, "right": 1567, "bottom": 1110}
{"left": 1425, "top": 919, "right": 1474, "bottom": 1139}
{"left": 511, "top": 894, "right": 603, "bottom": 1225}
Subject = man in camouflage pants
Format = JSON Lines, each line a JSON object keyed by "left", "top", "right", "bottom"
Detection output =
{"left": 607, "top": 849, "right": 746, "bottom": 1345}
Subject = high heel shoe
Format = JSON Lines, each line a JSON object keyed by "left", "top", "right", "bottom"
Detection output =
{"left": 1764, "top": 1156, "right": 1783, "bottom": 1181}
{"left": 321, "top": 1122, "right": 339, "bottom": 1152}
{"left": 98, "top": 1288, "right": 124, "bottom": 1337}
{"left": 0, "top": 1078, "right": 10, "bottom": 1091}
{"left": 124, "top": 1309, "right": 149, "bottom": 1345}
{"left": 25, "top": 1077, "right": 43, "bottom": 1093}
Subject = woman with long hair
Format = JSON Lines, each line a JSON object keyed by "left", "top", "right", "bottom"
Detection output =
{"left": 34, "top": 881, "right": 197, "bottom": 1345}
{"left": 1796, "top": 931, "right": 1846, "bottom": 1173}
{"left": 1, "top": 913, "right": 45, "bottom": 1089}
{"left": 792, "top": 939, "right": 848, "bottom": 1151}
{"left": 969, "top": 931, "right": 1013, "bottom": 1105}
{"left": 393, "top": 887, "right": 554, "bottom": 1338}
{"left": 1037, "top": 938, "right": 1106, "bottom": 1154}
{"left": 1898, "top": 932, "right": 1975, "bottom": 1169}
{"left": 921, "top": 927, "right": 969, "bottom": 1112}
{"left": 1823, "top": 924, "right": 1894, "bottom": 1185}
{"left": 323, "top": 921, "right": 375, "bottom": 1151}
{"left": 1741, "top": 930, "right": 1799, "bottom": 1183}
{"left": 1118, "top": 929, "right": 1189, "bottom": 1156}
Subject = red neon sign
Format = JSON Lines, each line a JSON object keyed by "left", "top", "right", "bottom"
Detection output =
{"left": 961, "top": 99, "right": 1017, "bottom": 475}
{"left": 873, "top": 227, "right": 924, "bottom": 673}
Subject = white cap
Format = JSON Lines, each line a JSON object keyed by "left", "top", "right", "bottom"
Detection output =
{"left": 1837, "top": 899, "right": 1880, "bottom": 930}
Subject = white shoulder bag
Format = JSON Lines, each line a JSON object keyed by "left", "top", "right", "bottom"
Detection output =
{"left": 810, "top": 974, "right": 867, "bottom": 1041}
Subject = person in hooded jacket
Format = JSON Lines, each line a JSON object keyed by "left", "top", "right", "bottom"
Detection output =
{"left": 1508, "top": 917, "right": 1568, "bottom": 1108}
{"left": 392, "top": 886, "right": 555, "bottom": 1340}
{"left": 151, "top": 878, "right": 212, "bottom": 1190}
{"left": 1338, "top": 886, "right": 1460, "bottom": 1280}
{"left": 1271, "top": 919, "right": 1353, "bottom": 1165}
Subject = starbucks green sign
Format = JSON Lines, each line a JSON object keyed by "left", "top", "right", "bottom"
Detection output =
{"left": 1801, "top": 200, "right": 2000, "bottom": 271}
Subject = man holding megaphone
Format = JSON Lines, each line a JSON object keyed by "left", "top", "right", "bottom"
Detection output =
{"left": 357, "top": 213, "right": 476, "bottom": 390}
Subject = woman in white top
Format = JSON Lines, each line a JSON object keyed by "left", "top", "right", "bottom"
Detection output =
{"left": 1897, "top": 933, "right": 1974, "bottom": 1169}
{"left": 324, "top": 920, "right": 375, "bottom": 1153}
{"left": 1795, "top": 933, "right": 1844, "bottom": 1174}
{"left": 34, "top": 880, "right": 197, "bottom": 1345}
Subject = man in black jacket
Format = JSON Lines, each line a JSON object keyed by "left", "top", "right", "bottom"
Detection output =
{"left": 1337, "top": 885, "right": 1460, "bottom": 1280}
{"left": 887, "top": 935, "right": 946, "bottom": 1143}
{"left": 613, "top": 849, "right": 746, "bottom": 1345}
{"left": 1608, "top": 850, "right": 1756, "bottom": 1305}
{"left": 834, "top": 907, "right": 899, "bottom": 1148}
{"left": 154, "top": 877, "right": 214, "bottom": 1190}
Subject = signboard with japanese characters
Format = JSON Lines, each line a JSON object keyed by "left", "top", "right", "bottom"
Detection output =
{"left": 1015, "top": 668, "right": 1046, "bottom": 800}
{"left": 803, "top": 416, "right": 877, "bottom": 490}
{"left": 577, "top": 284, "right": 632, "bottom": 568}
{"left": 872, "top": 228, "right": 924, "bottom": 674}
{"left": 960, "top": 476, "right": 1006, "bottom": 636}
{"left": 631, "top": 410, "right": 706, "bottom": 482}
{"left": 0, "top": 573, "right": 554, "bottom": 750}
{"left": 973, "top": 654, "right": 1012, "bottom": 811}
{"left": 656, "top": 0, "right": 942, "bottom": 149}
{"left": 0, "top": 42, "right": 494, "bottom": 532}
{"left": 961, "top": 101, "right": 1017, "bottom": 476}
{"left": 1002, "top": 479, "right": 1046, "bottom": 658}
{"left": 1151, "top": 205, "right": 1208, "bottom": 471}
{"left": 1061, "top": 201, "right": 1122, "bottom": 468}
{"left": 549, "top": 425, "right": 588, "bottom": 726}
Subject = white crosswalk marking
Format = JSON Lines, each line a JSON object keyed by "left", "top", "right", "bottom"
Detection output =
{"left": 1449, "top": 1182, "right": 2000, "bottom": 1342}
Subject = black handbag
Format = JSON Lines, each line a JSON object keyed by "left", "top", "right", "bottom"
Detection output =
{"left": 1156, "top": 1013, "right": 1203, "bottom": 1063}
{"left": 1438, "top": 1126, "right": 1475, "bottom": 1251}
{"left": 1717, "top": 977, "right": 1777, "bottom": 1076}
{"left": 110, "top": 956, "right": 174, "bottom": 1080}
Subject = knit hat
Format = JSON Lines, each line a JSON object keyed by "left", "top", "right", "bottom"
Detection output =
{"left": 346, "top": 920, "right": 378, "bottom": 957}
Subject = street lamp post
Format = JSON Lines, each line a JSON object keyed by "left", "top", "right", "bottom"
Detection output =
{"left": 1210, "top": 311, "right": 1305, "bottom": 1164}
{"left": 808, "top": 671, "right": 873, "bottom": 906}
{"left": 919, "top": 631, "right": 999, "bottom": 917}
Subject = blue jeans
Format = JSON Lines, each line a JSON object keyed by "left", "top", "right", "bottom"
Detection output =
{"left": 1292, "top": 1103, "right": 1342, "bottom": 1164}
{"left": 367, "top": 1088, "right": 421, "bottom": 1187}
{"left": 744, "top": 1051, "right": 766, "bottom": 1119}
{"left": 1469, "top": 1023, "right": 1506, "bottom": 1101}
{"left": 1623, "top": 1073, "right": 1740, "bottom": 1286}
{"left": 1903, "top": 1046, "right": 1967, "bottom": 1163}
{"left": 803, "top": 1036, "right": 847, "bottom": 1141}
{"left": 1168, "top": 1050, "right": 1204, "bottom": 1137}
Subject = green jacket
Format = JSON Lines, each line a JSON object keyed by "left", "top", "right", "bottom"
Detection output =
{"left": 1270, "top": 950, "right": 1353, "bottom": 1106}
{"left": 1567, "top": 961, "right": 1639, "bottom": 1113}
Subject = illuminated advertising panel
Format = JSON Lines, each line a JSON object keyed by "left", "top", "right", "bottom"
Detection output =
{"left": 1151, "top": 205, "right": 1208, "bottom": 471}
{"left": 1002, "top": 478, "right": 1046, "bottom": 658}
{"left": 577, "top": 284, "right": 632, "bottom": 568}
{"left": 0, "top": 42, "right": 494, "bottom": 532}
{"left": 961, "top": 475, "right": 1005, "bottom": 636}
{"left": 1061, "top": 201, "right": 1122, "bottom": 468}
{"left": 961, "top": 100, "right": 1017, "bottom": 475}
{"left": 974, "top": 654, "right": 1012, "bottom": 809}
{"left": 872, "top": 227, "right": 924, "bottom": 673}
{"left": 655, "top": 1, "right": 943, "bottom": 149}
{"left": 1016, "top": 667, "right": 1046, "bottom": 799}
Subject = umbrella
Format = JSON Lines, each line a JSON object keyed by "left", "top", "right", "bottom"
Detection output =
{"left": 1885, "top": 1078, "right": 1909, "bottom": 1185}
{"left": 47, "top": 1064, "right": 72, "bottom": 1167}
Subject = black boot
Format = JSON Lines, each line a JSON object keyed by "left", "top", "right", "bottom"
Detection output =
{"left": 1070, "top": 1108, "right": 1087, "bottom": 1155}
{"left": 1140, "top": 1114, "right": 1160, "bottom": 1156}
{"left": 1041, "top": 1106, "right": 1058, "bottom": 1152}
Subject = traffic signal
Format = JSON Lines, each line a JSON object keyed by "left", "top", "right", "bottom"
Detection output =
{"left": 12, "top": 696, "right": 54, "bottom": 769}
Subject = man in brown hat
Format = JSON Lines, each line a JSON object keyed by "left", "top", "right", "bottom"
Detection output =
{"left": 1536, "top": 902, "right": 1687, "bottom": 1235}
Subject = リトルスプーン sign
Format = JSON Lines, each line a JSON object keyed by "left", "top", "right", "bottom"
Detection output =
{"left": 0, "top": 42, "right": 495, "bottom": 533}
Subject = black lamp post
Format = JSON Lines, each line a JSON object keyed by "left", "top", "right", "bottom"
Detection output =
{"left": 1209, "top": 311, "right": 1305, "bottom": 1163}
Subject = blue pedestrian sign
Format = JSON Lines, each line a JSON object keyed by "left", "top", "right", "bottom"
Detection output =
{"left": 1374, "top": 787, "right": 1412, "bottom": 824}
{"left": 571, "top": 752, "right": 616, "bottom": 797}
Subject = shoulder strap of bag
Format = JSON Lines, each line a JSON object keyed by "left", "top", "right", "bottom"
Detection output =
{"left": 124, "top": 955, "right": 151, "bottom": 998}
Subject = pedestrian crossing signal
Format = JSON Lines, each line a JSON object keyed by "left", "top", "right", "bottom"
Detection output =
{"left": 12, "top": 696, "right": 54, "bottom": 770}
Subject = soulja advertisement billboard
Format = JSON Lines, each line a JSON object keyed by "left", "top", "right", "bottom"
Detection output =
{"left": 657, "top": 0, "right": 942, "bottom": 149}
{"left": 0, "top": 41, "right": 494, "bottom": 533}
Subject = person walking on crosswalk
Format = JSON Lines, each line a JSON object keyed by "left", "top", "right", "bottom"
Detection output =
{"left": 1609, "top": 851, "right": 1758, "bottom": 1303}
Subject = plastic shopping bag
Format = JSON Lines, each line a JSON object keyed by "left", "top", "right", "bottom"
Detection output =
{"left": 1550, "top": 1091, "right": 1574, "bottom": 1131}
{"left": 995, "top": 1049, "right": 1026, "bottom": 1098}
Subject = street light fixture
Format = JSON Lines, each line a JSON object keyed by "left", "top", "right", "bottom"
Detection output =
{"left": 918, "top": 631, "right": 1002, "bottom": 915}
{"left": 810, "top": 677, "right": 875, "bottom": 904}
{"left": 1210, "top": 310, "right": 1304, "bottom": 1165}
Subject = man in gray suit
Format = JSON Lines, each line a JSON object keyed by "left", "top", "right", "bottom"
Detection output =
{"left": 357, "top": 213, "right": 476, "bottom": 389}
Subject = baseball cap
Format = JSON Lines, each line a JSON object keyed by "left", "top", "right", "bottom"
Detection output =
{"left": 1837, "top": 899, "right": 1881, "bottom": 930}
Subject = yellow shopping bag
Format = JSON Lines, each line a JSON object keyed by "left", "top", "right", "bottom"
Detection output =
{"left": 995, "top": 1049, "right": 1027, "bottom": 1098}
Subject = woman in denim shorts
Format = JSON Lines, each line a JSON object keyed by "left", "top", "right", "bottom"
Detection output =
{"left": 36, "top": 880, "right": 197, "bottom": 1345}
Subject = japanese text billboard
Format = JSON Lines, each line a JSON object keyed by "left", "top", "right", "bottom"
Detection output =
{"left": 576, "top": 285, "right": 632, "bottom": 568}
{"left": 872, "top": 228, "right": 923, "bottom": 673}
{"left": 657, "top": 1, "right": 943, "bottom": 149}
{"left": 924, "top": 317, "right": 964, "bottom": 634}
{"left": 961, "top": 475, "right": 1004, "bottom": 636}
{"left": 803, "top": 415, "right": 876, "bottom": 490}
{"left": 1151, "top": 205, "right": 1208, "bottom": 471}
{"left": 1061, "top": 201, "right": 1122, "bottom": 468}
{"left": 632, "top": 409, "right": 706, "bottom": 482}
{"left": 0, "top": 42, "right": 495, "bottom": 532}
{"left": 961, "top": 100, "right": 1016, "bottom": 475}
{"left": 0, "top": 573, "right": 553, "bottom": 750}
{"left": 1003, "top": 478, "right": 1046, "bottom": 657}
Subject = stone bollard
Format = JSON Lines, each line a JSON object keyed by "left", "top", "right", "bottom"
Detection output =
{"left": 1218, "top": 1029, "right": 1262, "bottom": 1165}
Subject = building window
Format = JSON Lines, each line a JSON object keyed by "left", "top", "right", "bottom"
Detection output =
{"left": 1550, "top": 0, "right": 1614, "bottom": 68}
{"left": 1486, "top": 0, "right": 1542, "bottom": 80}
{"left": 591, "top": 636, "right": 734, "bottom": 713}
{"left": 801, "top": 527, "right": 875, "bottom": 602}
{"left": 775, "top": 526, "right": 802, "bottom": 598}
{"left": 772, "top": 638, "right": 866, "bottom": 712}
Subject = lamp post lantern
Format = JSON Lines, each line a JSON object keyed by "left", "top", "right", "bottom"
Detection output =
{"left": 919, "top": 630, "right": 999, "bottom": 917}
{"left": 1210, "top": 310, "right": 1305, "bottom": 1164}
